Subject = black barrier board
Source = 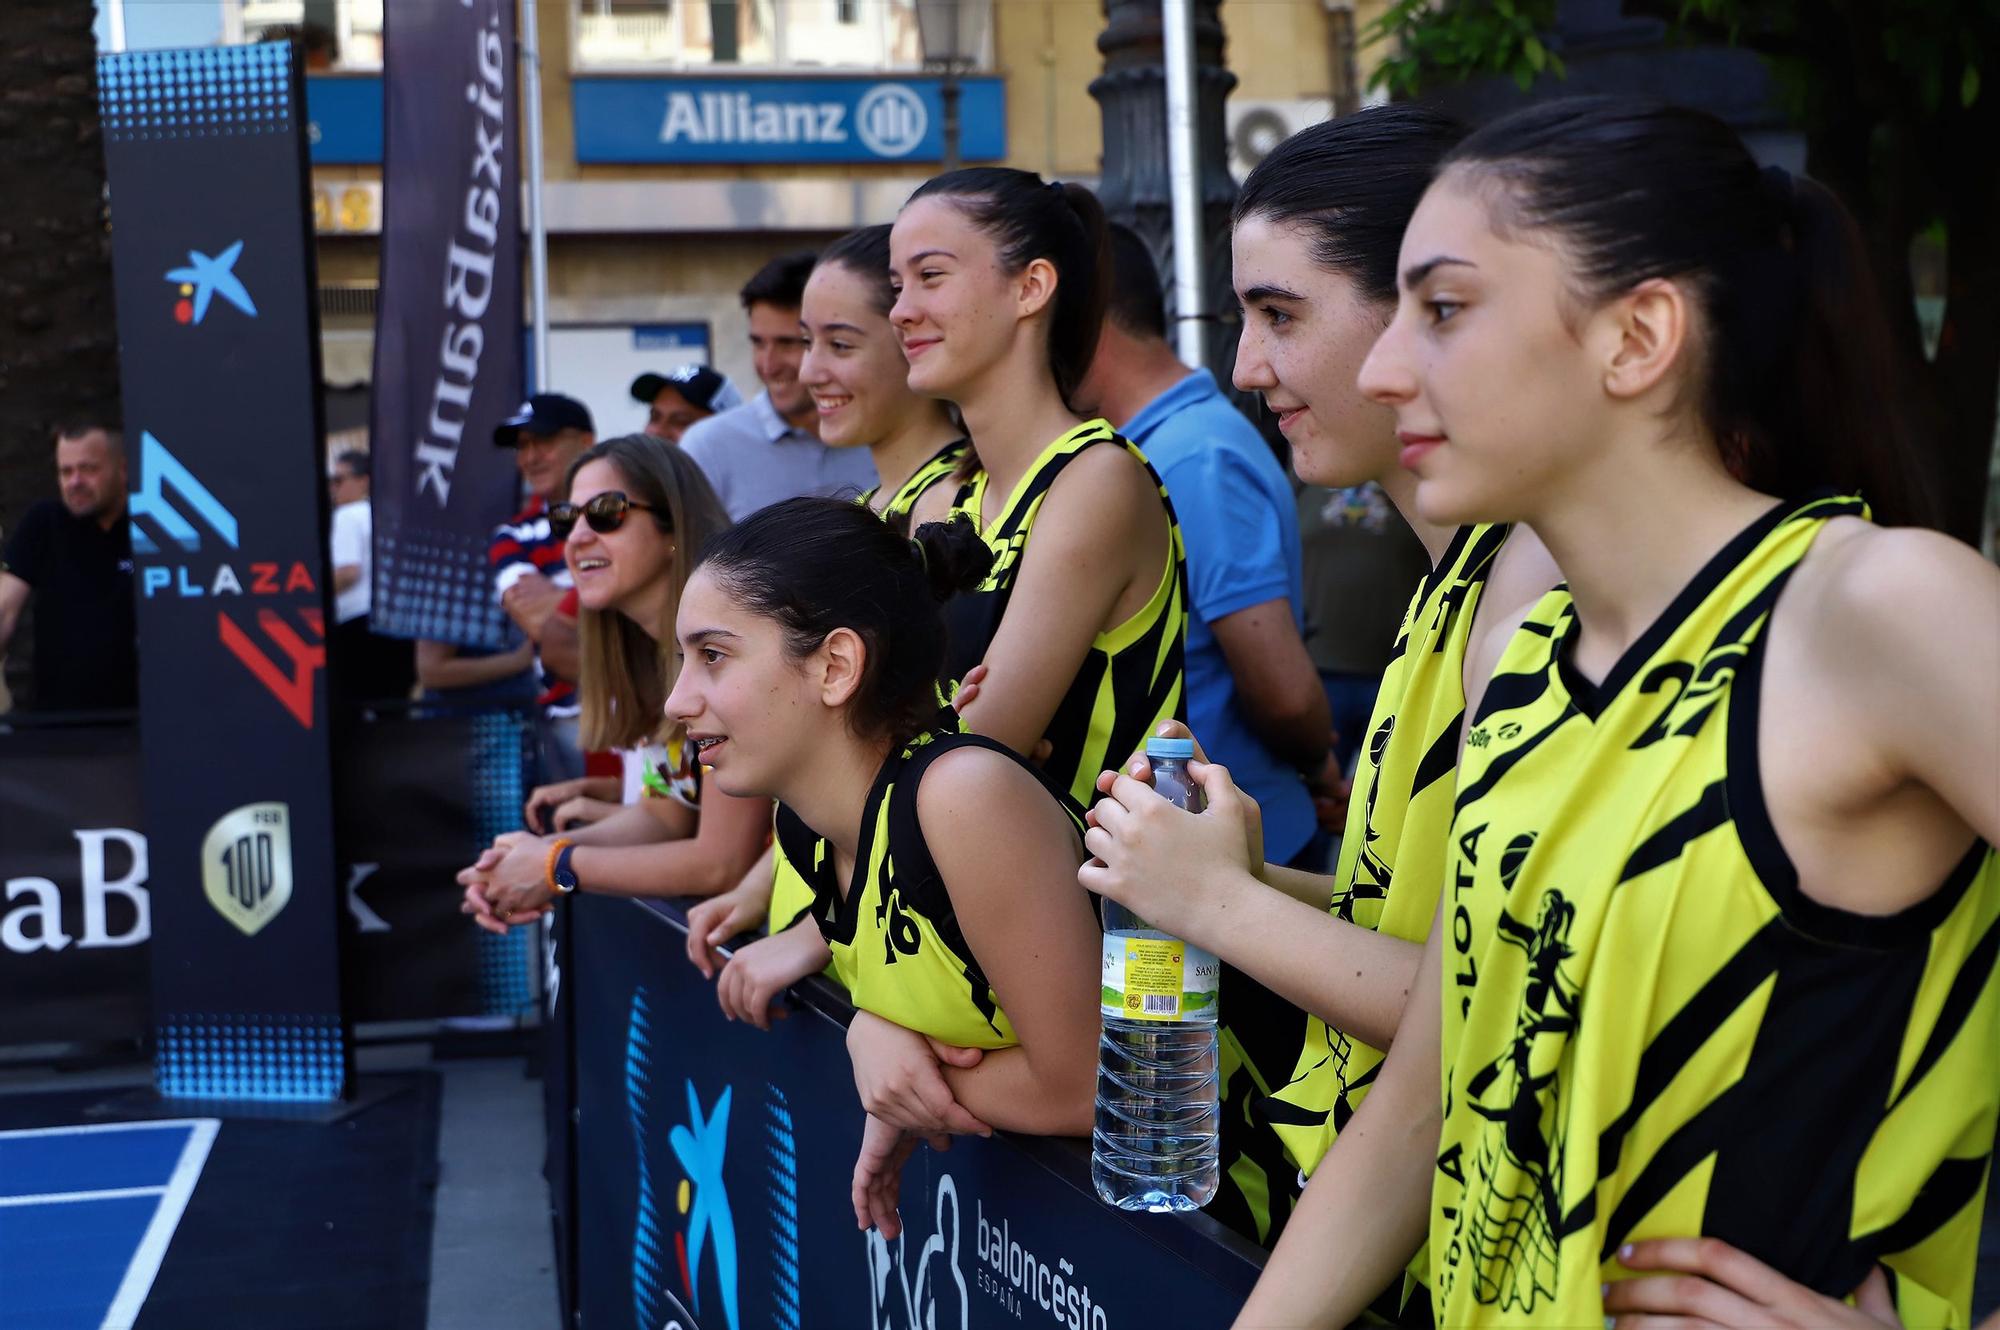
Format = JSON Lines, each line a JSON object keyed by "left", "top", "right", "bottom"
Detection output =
{"left": 0, "top": 724, "right": 149, "bottom": 1045}
{"left": 0, "top": 715, "right": 519, "bottom": 1047}
{"left": 567, "top": 894, "right": 1264, "bottom": 1329}
{"left": 368, "top": 0, "right": 524, "bottom": 648}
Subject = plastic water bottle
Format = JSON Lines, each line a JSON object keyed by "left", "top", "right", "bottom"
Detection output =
{"left": 1091, "top": 737, "right": 1221, "bottom": 1212}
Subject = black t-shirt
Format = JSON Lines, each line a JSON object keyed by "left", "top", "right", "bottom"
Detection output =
{"left": 3, "top": 499, "right": 138, "bottom": 711}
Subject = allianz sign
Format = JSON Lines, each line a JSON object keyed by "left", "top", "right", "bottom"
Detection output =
{"left": 659, "top": 83, "right": 928, "bottom": 157}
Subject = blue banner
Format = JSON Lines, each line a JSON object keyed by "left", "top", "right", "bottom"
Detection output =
{"left": 573, "top": 75, "right": 1006, "bottom": 164}
{"left": 368, "top": 0, "right": 525, "bottom": 647}
{"left": 305, "top": 74, "right": 382, "bottom": 164}
{"left": 562, "top": 895, "right": 1263, "bottom": 1330}
{"left": 99, "top": 42, "right": 349, "bottom": 1101}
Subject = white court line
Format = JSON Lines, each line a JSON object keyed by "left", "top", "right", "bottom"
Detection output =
{"left": 0, "top": 1185, "right": 168, "bottom": 1209}
{"left": 102, "top": 1118, "right": 219, "bottom": 1330}
{"left": 0, "top": 1120, "right": 200, "bottom": 1141}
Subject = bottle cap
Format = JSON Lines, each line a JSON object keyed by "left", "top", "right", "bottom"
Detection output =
{"left": 1144, "top": 737, "right": 1195, "bottom": 760}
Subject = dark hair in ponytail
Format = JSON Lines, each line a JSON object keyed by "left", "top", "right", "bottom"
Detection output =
{"left": 906, "top": 167, "right": 1110, "bottom": 409}
{"left": 1233, "top": 103, "right": 1468, "bottom": 307}
{"left": 1444, "top": 96, "right": 1936, "bottom": 528}
{"left": 819, "top": 223, "right": 896, "bottom": 316}
{"left": 697, "top": 497, "right": 993, "bottom": 742}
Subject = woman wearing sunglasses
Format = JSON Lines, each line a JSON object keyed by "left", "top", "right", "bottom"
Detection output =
{"left": 460, "top": 436, "right": 772, "bottom": 930}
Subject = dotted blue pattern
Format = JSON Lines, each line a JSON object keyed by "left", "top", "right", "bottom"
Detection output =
{"left": 155, "top": 1013, "right": 344, "bottom": 1102}
{"left": 375, "top": 522, "right": 511, "bottom": 649}
{"left": 470, "top": 711, "right": 537, "bottom": 1015}
{"left": 625, "top": 987, "right": 665, "bottom": 1330}
{"left": 98, "top": 43, "right": 292, "bottom": 144}
{"left": 764, "top": 1088, "right": 801, "bottom": 1330}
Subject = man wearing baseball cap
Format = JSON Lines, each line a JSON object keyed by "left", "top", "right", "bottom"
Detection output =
{"left": 487, "top": 392, "right": 595, "bottom": 779}
{"left": 629, "top": 364, "right": 741, "bottom": 444}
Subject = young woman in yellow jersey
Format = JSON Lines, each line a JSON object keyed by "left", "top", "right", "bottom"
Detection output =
{"left": 663, "top": 496, "right": 1101, "bottom": 1238}
{"left": 802, "top": 224, "right": 971, "bottom": 528}
{"left": 457, "top": 438, "right": 771, "bottom": 928}
{"left": 888, "top": 167, "right": 1187, "bottom": 810}
{"left": 1235, "top": 97, "right": 1998, "bottom": 1329}
{"left": 1082, "top": 107, "right": 1558, "bottom": 1262}
{"left": 682, "top": 225, "right": 977, "bottom": 967}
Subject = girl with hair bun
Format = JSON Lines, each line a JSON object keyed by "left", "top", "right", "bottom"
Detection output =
{"left": 459, "top": 437, "right": 771, "bottom": 926}
{"left": 1230, "top": 96, "right": 1998, "bottom": 1329}
{"left": 685, "top": 224, "right": 978, "bottom": 960}
{"left": 663, "top": 497, "right": 1102, "bottom": 1238}
{"left": 890, "top": 167, "right": 1189, "bottom": 811}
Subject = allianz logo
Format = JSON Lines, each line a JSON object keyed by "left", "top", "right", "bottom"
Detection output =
{"left": 659, "top": 83, "right": 928, "bottom": 157}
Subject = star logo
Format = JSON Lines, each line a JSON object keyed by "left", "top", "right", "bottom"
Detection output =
{"left": 669, "top": 1081, "right": 739, "bottom": 1330}
{"left": 165, "top": 241, "right": 258, "bottom": 325}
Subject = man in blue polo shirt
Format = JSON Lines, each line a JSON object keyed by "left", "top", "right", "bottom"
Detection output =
{"left": 1077, "top": 226, "right": 1332, "bottom": 868}
{"left": 679, "top": 251, "right": 876, "bottom": 520}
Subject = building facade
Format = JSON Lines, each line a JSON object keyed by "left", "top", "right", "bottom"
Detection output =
{"left": 100, "top": 0, "right": 1388, "bottom": 433}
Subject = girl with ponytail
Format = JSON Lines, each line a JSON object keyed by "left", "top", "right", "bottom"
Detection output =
{"left": 888, "top": 168, "right": 1190, "bottom": 812}
{"left": 1234, "top": 97, "right": 1998, "bottom": 1329}
{"left": 663, "top": 497, "right": 1101, "bottom": 1237}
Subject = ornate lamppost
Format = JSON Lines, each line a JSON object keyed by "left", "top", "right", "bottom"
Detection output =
{"left": 916, "top": 0, "right": 988, "bottom": 172}
{"left": 1091, "top": 0, "right": 1238, "bottom": 378}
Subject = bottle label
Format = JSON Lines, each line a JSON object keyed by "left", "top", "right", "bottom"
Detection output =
{"left": 1100, "top": 932, "right": 1220, "bottom": 1022}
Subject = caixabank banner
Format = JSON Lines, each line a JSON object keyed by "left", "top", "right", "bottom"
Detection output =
{"left": 367, "top": 0, "right": 524, "bottom": 647}
{"left": 99, "top": 42, "right": 348, "bottom": 1102}
{"left": 566, "top": 896, "right": 1263, "bottom": 1330}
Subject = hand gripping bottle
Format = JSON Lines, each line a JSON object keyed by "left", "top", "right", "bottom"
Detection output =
{"left": 1090, "top": 737, "right": 1221, "bottom": 1211}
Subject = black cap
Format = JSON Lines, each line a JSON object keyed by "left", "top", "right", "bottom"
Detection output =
{"left": 630, "top": 364, "right": 731, "bottom": 413}
{"left": 493, "top": 393, "right": 594, "bottom": 447}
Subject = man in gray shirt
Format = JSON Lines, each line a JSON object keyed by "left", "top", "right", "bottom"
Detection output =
{"left": 680, "top": 251, "right": 876, "bottom": 520}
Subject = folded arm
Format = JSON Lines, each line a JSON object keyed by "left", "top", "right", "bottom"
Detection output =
{"left": 919, "top": 749, "right": 1101, "bottom": 1136}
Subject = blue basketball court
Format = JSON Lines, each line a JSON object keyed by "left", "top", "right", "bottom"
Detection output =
{"left": 0, "top": 1118, "right": 216, "bottom": 1330}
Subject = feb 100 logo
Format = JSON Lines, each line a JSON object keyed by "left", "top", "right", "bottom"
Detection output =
{"left": 201, "top": 802, "right": 293, "bottom": 936}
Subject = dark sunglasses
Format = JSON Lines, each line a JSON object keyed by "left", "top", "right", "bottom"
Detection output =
{"left": 549, "top": 491, "right": 668, "bottom": 540}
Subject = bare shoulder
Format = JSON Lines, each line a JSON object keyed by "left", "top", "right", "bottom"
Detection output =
{"left": 1039, "top": 436, "right": 1160, "bottom": 534}
{"left": 916, "top": 746, "right": 1080, "bottom": 863}
{"left": 1784, "top": 518, "right": 1998, "bottom": 657}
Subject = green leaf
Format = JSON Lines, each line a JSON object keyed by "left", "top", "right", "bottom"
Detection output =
{"left": 1525, "top": 35, "right": 1548, "bottom": 72}
{"left": 1963, "top": 64, "right": 1981, "bottom": 108}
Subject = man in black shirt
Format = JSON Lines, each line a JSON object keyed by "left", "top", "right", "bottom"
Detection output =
{"left": 0, "top": 423, "right": 138, "bottom": 712}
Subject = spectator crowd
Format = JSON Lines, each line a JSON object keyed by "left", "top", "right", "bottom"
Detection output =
{"left": 5, "top": 94, "right": 1995, "bottom": 1330}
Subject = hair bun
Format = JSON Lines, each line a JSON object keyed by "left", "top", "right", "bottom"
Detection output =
{"left": 911, "top": 516, "right": 994, "bottom": 603}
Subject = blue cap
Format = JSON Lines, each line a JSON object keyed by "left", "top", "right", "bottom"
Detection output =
{"left": 493, "top": 393, "right": 595, "bottom": 447}
{"left": 1144, "top": 737, "right": 1195, "bottom": 760}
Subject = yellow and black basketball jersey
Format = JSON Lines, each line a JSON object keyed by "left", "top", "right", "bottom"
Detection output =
{"left": 863, "top": 439, "right": 971, "bottom": 523}
{"left": 767, "top": 813, "right": 819, "bottom": 938}
{"left": 779, "top": 729, "right": 1089, "bottom": 1051}
{"left": 764, "top": 443, "right": 983, "bottom": 940}
{"left": 1432, "top": 494, "right": 1999, "bottom": 1328}
{"left": 1264, "top": 524, "right": 1510, "bottom": 1183}
{"left": 944, "top": 419, "right": 1188, "bottom": 807}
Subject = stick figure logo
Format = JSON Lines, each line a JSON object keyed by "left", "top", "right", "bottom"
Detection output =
{"left": 866, "top": 1172, "right": 969, "bottom": 1330}
{"left": 1452, "top": 880, "right": 1580, "bottom": 1315}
